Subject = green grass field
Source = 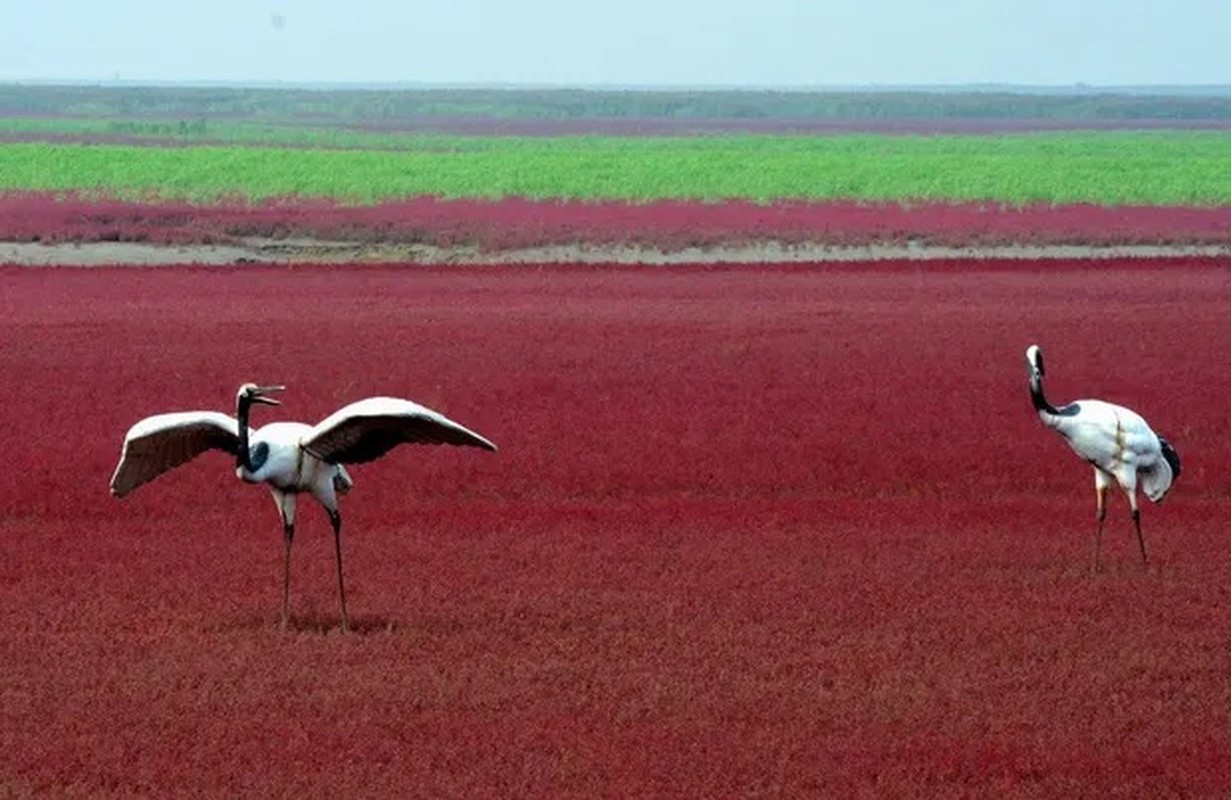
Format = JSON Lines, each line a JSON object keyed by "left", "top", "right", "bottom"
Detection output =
{"left": 1, "top": 131, "right": 1228, "bottom": 205}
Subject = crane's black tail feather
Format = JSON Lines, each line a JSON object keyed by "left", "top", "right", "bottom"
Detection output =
{"left": 1158, "top": 436, "right": 1181, "bottom": 480}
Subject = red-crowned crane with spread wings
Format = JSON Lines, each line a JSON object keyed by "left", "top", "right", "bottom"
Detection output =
{"left": 111, "top": 383, "right": 496, "bottom": 631}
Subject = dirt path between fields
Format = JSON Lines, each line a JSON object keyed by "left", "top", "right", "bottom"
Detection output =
{"left": 2, "top": 238, "right": 1229, "bottom": 267}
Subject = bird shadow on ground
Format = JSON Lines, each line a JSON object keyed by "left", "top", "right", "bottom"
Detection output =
{"left": 219, "top": 612, "right": 398, "bottom": 636}
{"left": 290, "top": 614, "right": 397, "bottom": 636}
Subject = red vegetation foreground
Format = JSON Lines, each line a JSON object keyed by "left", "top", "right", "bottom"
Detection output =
{"left": 1, "top": 190, "right": 1228, "bottom": 249}
{"left": 2, "top": 259, "right": 1230, "bottom": 796}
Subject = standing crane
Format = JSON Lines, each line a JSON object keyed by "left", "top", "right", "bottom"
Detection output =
{"left": 1025, "top": 345, "right": 1180, "bottom": 571}
{"left": 110, "top": 383, "right": 496, "bottom": 632}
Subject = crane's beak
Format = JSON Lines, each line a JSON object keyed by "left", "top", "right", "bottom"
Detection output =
{"left": 253, "top": 385, "right": 285, "bottom": 405}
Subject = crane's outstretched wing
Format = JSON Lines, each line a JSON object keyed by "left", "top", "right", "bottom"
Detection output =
{"left": 303, "top": 397, "right": 496, "bottom": 465}
{"left": 110, "top": 412, "right": 244, "bottom": 498}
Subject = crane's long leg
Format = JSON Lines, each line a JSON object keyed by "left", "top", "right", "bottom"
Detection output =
{"left": 1129, "top": 493, "right": 1147, "bottom": 567}
{"left": 275, "top": 491, "right": 297, "bottom": 630}
{"left": 1092, "top": 505, "right": 1107, "bottom": 573}
{"left": 1091, "top": 474, "right": 1110, "bottom": 574}
{"left": 329, "top": 509, "right": 349, "bottom": 633}
{"left": 282, "top": 520, "right": 295, "bottom": 629}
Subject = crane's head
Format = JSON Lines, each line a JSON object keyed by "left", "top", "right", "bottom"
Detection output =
{"left": 237, "top": 382, "right": 284, "bottom": 406}
{"left": 1025, "top": 344, "right": 1045, "bottom": 383}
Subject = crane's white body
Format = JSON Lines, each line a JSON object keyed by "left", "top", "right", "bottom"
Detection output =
{"left": 1026, "top": 345, "right": 1179, "bottom": 569}
{"left": 235, "top": 421, "right": 354, "bottom": 531}
{"left": 1035, "top": 398, "right": 1175, "bottom": 505}
{"left": 111, "top": 388, "right": 496, "bottom": 630}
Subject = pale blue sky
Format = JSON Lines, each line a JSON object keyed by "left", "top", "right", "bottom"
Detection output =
{"left": 3, "top": 0, "right": 1228, "bottom": 87}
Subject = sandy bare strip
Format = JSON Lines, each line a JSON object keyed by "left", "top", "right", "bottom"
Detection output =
{"left": 2, "top": 239, "right": 1229, "bottom": 267}
{"left": 0, "top": 241, "right": 261, "bottom": 266}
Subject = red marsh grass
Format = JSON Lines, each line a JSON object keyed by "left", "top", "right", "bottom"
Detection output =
{"left": 1, "top": 260, "right": 1229, "bottom": 796}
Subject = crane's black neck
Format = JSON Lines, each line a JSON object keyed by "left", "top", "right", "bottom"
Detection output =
{"left": 1030, "top": 377, "right": 1060, "bottom": 415}
{"left": 1031, "top": 374, "right": 1081, "bottom": 418}
{"left": 236, "top": 395, "right": 256, "bottom": 472}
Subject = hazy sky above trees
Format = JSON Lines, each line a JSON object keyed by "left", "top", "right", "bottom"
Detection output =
{"left": 4, "top": 0, "right": 1227, "bottom": 87}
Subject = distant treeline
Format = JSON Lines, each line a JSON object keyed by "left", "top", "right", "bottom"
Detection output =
{"left": 2, "top": 84, "right": 1230, "bottom": 123}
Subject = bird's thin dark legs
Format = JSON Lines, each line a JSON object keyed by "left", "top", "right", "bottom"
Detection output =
{"left": 281, "top": 521, "right": 294, "bottom": 630}
{"left": 329, "top": 510, "right": 349, "bottom": 633}
{"left": 1092, "top": 485, "right": 1108, "bottom": 573}
{"left": 1092, "top": 509, "right": 1107, "bottom": 573}
{"left": 1124, "top": 485, "right": 1148, "bottom": 567}
{"left": 1131, "top": 509, "right": 1147, "bottom": 566}
{"left": 274, "top": 491, "right": 298, "bottom": 630}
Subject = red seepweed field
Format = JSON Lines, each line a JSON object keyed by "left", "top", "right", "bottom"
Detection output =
{"left": 2, "top": 258, "right": 1231, "bottom": 796}
{"left": 1, "top": 192, "right": 1228, "bottom": 250}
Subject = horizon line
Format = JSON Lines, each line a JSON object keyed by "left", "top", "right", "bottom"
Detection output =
{"left": 2, "top": 78, "right": 1230, "bottom": 96}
